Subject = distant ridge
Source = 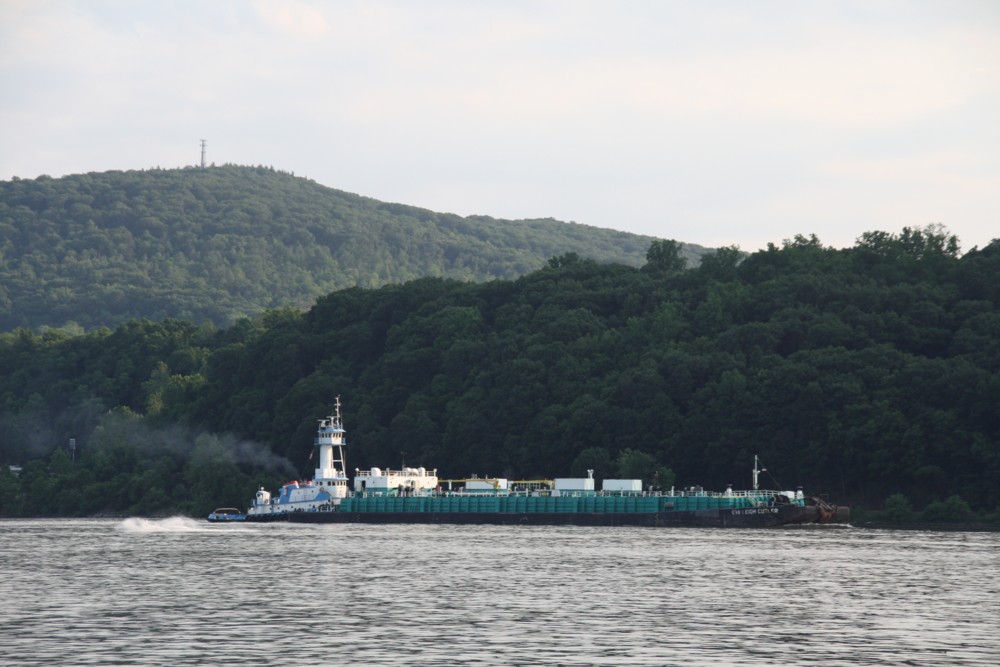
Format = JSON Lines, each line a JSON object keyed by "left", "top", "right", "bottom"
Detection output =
{"left": 0, "top": 165, "right": 708, "bottom": 331}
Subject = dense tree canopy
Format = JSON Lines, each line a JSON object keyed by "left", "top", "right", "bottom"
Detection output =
{"left": 1, "top": 227, "right": 998, "bottom": 520}
{"left": 0, "top": 166, "right": 710, "bottom": 331}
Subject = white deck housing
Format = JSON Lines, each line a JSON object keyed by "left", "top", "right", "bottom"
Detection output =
{"left": 353, "top": 466, "right": 439, "bottom": 496}
{"left": 552, "top": 477, "right": 596, "bottom": 497}
{"left": 602, "top": 479, "right": 642, "bottom": 494}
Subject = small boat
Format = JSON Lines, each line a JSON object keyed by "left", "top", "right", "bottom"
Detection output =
{"left": 207, "top": 507, "right": 247, "bottom": 522}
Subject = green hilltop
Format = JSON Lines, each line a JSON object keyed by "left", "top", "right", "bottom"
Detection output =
{"left": 0, "top": 165, "right": 707, "bottom": 331}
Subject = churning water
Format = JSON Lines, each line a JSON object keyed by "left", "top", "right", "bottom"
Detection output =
{"left": 0, "top": 519, "right": 997, "bottom": 666}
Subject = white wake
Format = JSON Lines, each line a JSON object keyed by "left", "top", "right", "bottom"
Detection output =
{"left": 117, "top": 516, "right": 211, "bottom": 533}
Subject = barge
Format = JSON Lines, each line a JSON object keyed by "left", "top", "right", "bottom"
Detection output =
{"left": 209, "top": 398, "right": 849, "bottom": 528}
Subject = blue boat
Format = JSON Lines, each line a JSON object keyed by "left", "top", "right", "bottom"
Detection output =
{"left": 207, "top": 507, "right": 246, "bottom": 522}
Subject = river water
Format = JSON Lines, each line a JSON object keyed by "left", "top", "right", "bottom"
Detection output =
{"left": 0, "top": 519, "right": 996, "bottom": 666}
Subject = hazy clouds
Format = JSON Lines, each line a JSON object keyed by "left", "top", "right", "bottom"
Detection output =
{"left": 2, "top": 0, "right": 998, "bottom": 251}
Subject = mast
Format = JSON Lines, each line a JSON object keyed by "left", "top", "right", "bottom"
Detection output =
{"left": 753, "top": 455, "right": 760, "bottom": 491}
{"left": 315, "top": 396, "right": 347, "bottom": 481}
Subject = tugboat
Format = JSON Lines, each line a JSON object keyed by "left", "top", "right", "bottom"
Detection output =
{"left": 210, "top": 397, "right": 850, "bottom": 527}
{"left": 245, "top": 396, "right": 354, "bottom": 520}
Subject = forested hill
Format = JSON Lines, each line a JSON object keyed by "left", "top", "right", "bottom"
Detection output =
{"left": 0, "top": 165, "right": 704, "bottom": 331}
{"left": 1, "top": 228, "right": 998, "bottom": 520}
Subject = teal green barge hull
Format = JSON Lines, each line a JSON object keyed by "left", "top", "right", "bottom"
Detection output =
{"left": 250, "top": 495, "right": 848, "bottom": 527}
{"left": 337, "top": 493, "right": 802, "bottom": 514}
{"left": 281, "top": 503, "right": 826, "bottom": 527}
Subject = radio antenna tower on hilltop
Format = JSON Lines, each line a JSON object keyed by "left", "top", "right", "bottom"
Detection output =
{"left": 200, "top": 139, "right": 207, "bottom": 168}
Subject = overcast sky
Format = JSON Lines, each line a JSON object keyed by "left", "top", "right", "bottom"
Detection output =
{"left": 2, "top": 0, "right": 998, "bottom": 252}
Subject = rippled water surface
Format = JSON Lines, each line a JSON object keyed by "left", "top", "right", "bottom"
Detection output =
{"left": 1, "top": 519, "right": 997, "bottom": 665}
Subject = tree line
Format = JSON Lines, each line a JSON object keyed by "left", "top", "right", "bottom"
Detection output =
{"left": 1, "top": 228, "right": 998, "bottom": 520}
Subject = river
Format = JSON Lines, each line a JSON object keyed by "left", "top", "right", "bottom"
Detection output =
{"left": 0, "top": 519, "right": 996, "bottom": 665}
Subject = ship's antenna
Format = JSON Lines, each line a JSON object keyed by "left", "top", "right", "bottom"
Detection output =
{"left": 200, "top": 139, "right": 207, "bottom": 168}
{"left": 753, "top": 455, "right": 770, "bottom": 491}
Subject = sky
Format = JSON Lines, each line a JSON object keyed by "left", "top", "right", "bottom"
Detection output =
{"left": 2, "top": 0, "right": 998, "bottom": 252}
